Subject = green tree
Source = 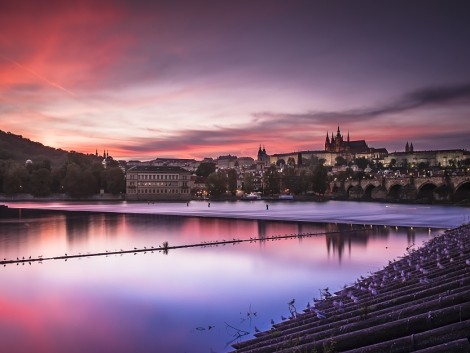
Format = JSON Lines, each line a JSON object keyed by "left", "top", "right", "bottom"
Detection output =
{"left": 205, "top": 171, "right": 228, "bottom": 197}
{"left": 263, "top": 165, "right": 280, "bottom": 195}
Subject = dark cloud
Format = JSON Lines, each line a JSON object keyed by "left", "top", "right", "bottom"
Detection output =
{"left": 253, "top": 82, "right": 470, "bottom": 126}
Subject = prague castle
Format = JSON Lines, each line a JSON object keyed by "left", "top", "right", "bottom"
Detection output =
{"left": 270, "top": 126, "right": 388, "bottom": 166}
{"left": 324, "top": 126, "right": 370, "bottom": 154}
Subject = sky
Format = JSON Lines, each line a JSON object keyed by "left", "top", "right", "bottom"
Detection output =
{"left": 1, "top": 0, "right": 469, "bottom": 161}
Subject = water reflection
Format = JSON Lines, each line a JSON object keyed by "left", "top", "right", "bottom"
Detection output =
{"left": 0, "top": 211, "right": 444, "bottom": 352}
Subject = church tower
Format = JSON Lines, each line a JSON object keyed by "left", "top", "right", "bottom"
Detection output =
{"left": 325, "top": 132, "right": 330, "bottom": 150}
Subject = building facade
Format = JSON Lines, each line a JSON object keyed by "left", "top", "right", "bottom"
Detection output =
{"left": 384, "top": 149, "right": 469, "bottom": 168}
{"left": 126, "top": 166, "right": 192, "bottom": 200}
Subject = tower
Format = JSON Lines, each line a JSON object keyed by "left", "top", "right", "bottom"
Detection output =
{"left": 405, "top": 142, "right": 409, "bottom": 153}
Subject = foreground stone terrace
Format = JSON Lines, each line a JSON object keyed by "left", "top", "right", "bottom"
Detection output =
{"left": 231, "top": 224, "right": 470, "bottom": 353}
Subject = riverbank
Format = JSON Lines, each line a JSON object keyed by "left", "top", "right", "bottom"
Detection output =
{"left": 231, "top": 224, "right": 470, "bottom": 353}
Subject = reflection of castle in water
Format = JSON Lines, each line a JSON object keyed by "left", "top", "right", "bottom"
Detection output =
{"left": 324, "top": 224, "right": 419, "bottom": 262}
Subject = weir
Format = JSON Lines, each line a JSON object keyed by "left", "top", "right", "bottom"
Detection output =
{"left": 230, "top": 224, "right": 470, "bottom": 353}
{"left": 0, "top": 228, "right": 369, "bottom": 266}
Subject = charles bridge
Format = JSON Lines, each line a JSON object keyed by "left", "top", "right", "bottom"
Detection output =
{"left": 330, "top": 175, "right": 470, "bottom": 201}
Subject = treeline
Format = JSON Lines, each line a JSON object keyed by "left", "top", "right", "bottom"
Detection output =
{"left": 196, "top": 160, "right": 330, "bottom": 197}
{"left": 0, "top": 152, "right": 125, "bottom": 197}
{"left": 0, "top": 130, "right": 68, "bottom": 165}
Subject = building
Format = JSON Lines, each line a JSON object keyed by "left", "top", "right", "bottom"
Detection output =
{"left": 126, "top": 166, "right": 192, "bottom": 200}
{"left": 150, "top": 157, "right": 198, "bottom": 170}
{"left": 217, "top": 154, "right": 238, "bottom": 169}
{"left": 257, "top": 146, "right": 269, "bottom": 166}
{"left": 325, "top": 126, "right": 369, "bottom": 154}
{"left": 236, "top": 157, "right": 255, "bottom": 168}
{"left": 384, "top": 144, "right": 469, "bottom": 168}
{"left": 269, "top": 127, "right": 388, "bottom": 167}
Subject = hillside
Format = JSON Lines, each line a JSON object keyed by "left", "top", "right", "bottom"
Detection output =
{"left": 0, "top": 130, "right": 68, "bottom": 166}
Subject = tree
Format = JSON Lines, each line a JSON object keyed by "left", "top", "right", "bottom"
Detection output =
{"left": 335, "top": 156, "right": 347, "bottom": 166}
{"left": 51, "top": 165, "right": 67, "bottom": 193}
{"left": 354, "top": 157, "right": 369, "bottom": 170}
{"left": 205, "top": 171, "right": 228, "bottom": 197}
{"left": 311, "top": 164, "right": 328, "bottom": 195}
{"left": 281, "top": 166, "right": 298, "bottom": 193}
{"left": 104, "top": 167, "right": 125, "bottom": 195}
{"left": 63, "top": 163, "right": 97, "bottom": 197}
{"left": 196, "top": 162, "right": 216, "bottom": 178}
{"left": 29, "top": 168, "right": 52, "bottom": 196}
{"left": 242, "top": 173, "right": 255, "bottom": 193}
{"left": 226, "top": 169, "right": 238, "bottom": 195}
{"left": 3, "top": 166, "right": 29, "bottom": 195}
{"left": 263, "top": 165, "right": 280, "bottom": 195}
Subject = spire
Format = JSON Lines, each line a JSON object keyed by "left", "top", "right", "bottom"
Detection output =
{"left": 336, "top": 125, "right": 342, "bottom": 139}
{"left": 325, "top": 132, "right": 330, "bottom": 144}
{"left": 405, "top": 142, "right": 409, "bottom": 153}
{"left": 347, "top": 131, "right": 350, "bottom": 142}
{"left": 410, "top": 142, "right": 414, "bottom": 153}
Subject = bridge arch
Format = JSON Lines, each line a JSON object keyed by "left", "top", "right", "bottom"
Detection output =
{"left": 388, "top": 184, "right": 403, "bottom": 200}
{"left": 347, "top": 185, "right": 364, "bottom": 200}
{"left": 417, "top": 182, "right": 438, "bottom": 201}
{"left": 454, "top": 181, "right": 470, "bottom": 202}
{"left": 363, "top": 184, "right": 376, "bottom": 199}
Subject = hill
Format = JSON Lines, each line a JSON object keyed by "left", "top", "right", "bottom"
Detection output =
{"left": 0, "top": 130, "right": 69, "bottom": 166}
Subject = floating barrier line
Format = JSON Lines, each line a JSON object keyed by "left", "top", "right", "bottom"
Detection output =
{"left": 1, "top": 228, "right": 370, "bottom": 266}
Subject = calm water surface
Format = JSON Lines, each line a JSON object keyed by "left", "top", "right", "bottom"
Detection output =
{"left": 0, "top": 201, "right": 467, "bottom": 352}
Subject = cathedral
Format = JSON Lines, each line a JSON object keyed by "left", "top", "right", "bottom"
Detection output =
{"left": 324, "top": 126, "right": 370, "bottom": 154}
{"left": 257, "top": 145, "right": 269, "bottom": 165}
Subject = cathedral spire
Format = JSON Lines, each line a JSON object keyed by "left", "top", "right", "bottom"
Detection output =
{"left": 405, "top": 142, "right": 409, "bottom": 153}
{"left": 325, "top": 131, "right": 330, "bottom": 144}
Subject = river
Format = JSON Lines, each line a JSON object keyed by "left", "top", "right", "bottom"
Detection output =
{"left": 0, "top": 201, "right": 468, "bottom": 352}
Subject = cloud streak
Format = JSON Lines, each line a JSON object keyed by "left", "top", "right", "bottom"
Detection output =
{"left": 254, "top": 83, "right": 470, "bottom": 126}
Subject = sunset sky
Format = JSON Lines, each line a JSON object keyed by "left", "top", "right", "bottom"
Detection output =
{"left": 1, "top": 0, "right": 469, "bottom": 160}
